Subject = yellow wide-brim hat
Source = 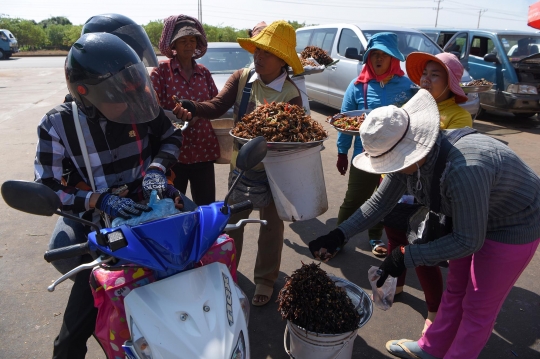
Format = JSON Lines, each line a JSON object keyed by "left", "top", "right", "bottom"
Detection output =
{"left": 237, "top": 20, "right": 303, "bottom": 75}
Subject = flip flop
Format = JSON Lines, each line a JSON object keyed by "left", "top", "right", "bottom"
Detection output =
{"left": 252, "top": 284, "right": 273, "bottom": 306}
{"left": 385, "top": 339, "right": 440, "bottom": 359}
{"left": 370, "top": 239, "right": 388, "bottom": 257}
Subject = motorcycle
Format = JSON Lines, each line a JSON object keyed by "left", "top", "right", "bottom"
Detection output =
{"left": 1, "top": 136, "right": 269, "bottom": 359}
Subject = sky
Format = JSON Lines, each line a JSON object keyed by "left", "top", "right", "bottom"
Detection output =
{"left": 1, "top": 0, "right": 538, "bottom": 32}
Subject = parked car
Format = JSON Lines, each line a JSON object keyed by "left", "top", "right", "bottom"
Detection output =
{"left": 196, "top": 42, "right": 253, "bottom": 92}
{"left": 416, "top": 28, "right": 460, "bottom": 49}
{"left": 295, "top": 24, "right": 479, "bottom": 116}
{"left": 442, "top": 30, "right": 540, "bottom": 118}
{"left": 195, "top": 42, "right": 253, "bottom": 118}
{"left": 0, "top": 29, "right": 19, "bottom": 60}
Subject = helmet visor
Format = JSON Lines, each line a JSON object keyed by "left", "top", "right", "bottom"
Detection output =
{"left": 84, "top": 62, "right": 160, "bottom": 124}
{"left": 113, "top": 24, "right": 159, "bottom": 67}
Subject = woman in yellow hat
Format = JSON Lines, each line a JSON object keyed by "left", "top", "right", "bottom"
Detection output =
{"left": 173, "top": 20, "right": 303, "bottom": 306}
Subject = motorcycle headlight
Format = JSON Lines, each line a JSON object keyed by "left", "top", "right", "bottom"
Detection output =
{"left": 123, "top": 321, "right": 154, "bottom": 359}
{"left": 507, "top": 84, "right": 538, "bottom": 95}
{"left": 234, "top": 282, "right": 250, "bottom": 325}
{"left": 230, "top": 330, "right": 247, "bottom": 359}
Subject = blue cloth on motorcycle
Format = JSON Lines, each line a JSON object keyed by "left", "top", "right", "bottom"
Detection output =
{"left": 362, "top": 32, "right": 405, "bottom": 64}
{"left": 112, "top": 190, "right": 197, "bottom": 227}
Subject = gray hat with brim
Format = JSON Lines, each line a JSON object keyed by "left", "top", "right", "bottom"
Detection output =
{"left": 170, "top": 19, "right": 203, "bottom": 45}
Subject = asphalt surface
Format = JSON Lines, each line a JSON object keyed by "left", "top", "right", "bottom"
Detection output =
{"left": 0, "top": 57, "right": 539, "bottom": 359}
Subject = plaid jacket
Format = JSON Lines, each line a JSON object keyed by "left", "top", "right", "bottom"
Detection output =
{"left": 34, "top": 103, "right": 182, "bottom": 214}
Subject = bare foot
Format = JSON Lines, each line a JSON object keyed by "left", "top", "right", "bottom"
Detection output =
{"left": 253, "top": 294, "right": 269, "bottom": 303}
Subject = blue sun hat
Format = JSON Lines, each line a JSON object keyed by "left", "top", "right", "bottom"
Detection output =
{"left": 362, "top": 32, "right": 405, "bottom": 64}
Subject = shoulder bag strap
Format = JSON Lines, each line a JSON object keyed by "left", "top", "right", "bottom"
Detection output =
{"left": 234, "top": 68, "right": 256, "bottom": 151}
{"left": 363, "top": 82, "right": 369, "bottom": 110}
{"left": 238, "top": 68, "right": 256, "bottom": 121}
{"left": 72, "top": 102, "right": 111, "bottom": 226}
{"left": 72, "top": 102, "right": 96, "bottom": 192}
{"left": 430, "top": 127, "right": 477, "bottom": 212}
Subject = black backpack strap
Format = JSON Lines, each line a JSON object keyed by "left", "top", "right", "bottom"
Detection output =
{"left": 430, "top": 127, "right": 477, "bottom": 212}
{"left": 235, "top": 68, "right": 256, "bottom": 151}
{"left": 237, "top": 68, "right": 256, "bottom": 122}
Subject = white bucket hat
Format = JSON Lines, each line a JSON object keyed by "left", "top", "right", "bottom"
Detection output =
{"left": 352, "top": 89, "right": 440, "bottom": 174}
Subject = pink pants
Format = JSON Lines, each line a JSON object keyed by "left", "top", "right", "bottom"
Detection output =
{"left": 418, "top": 238, "right": 540, "bottom": 359}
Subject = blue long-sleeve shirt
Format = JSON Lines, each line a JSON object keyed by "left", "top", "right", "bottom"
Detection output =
{"left": 337, "top": 76, "right": 414, "bottom": 159}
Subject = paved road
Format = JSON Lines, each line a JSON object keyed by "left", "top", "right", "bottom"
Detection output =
{"left": 0, "top": 57, "right": 539, "bottom": 358}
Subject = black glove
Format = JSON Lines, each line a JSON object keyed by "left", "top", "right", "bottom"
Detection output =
{"left": 308, "top": 228, "right": 345, "bottom": 261}
{"left": 96, "top": 193, "right": 151, "bottom": 219}
{"left": 177, "top": 98, "right": 197, "bottom": 117}
{"left": 376, "top": 245, "right": 406, "bottom": 287}
{"left": 142, "top": 168, "right": 167, "bottom": 199}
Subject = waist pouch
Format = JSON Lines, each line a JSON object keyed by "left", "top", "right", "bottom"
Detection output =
{"left": 228, "top": 168, "right": 272, "bottom": 209}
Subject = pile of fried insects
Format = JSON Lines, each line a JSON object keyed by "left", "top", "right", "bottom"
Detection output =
{"left": 231, "top": 102, "right": 327, "bottom": 143}
{"left": 277, "top": 262, "right": 360, "bottom": 334}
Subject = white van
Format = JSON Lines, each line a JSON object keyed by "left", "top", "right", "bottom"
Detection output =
{"left": 0, "top": 29, "right": 19, "bottom": 60}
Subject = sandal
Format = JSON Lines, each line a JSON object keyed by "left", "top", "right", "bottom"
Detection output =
{"left": 252, "top": 284, "right": 273, "bottom": 306}
{"left": 385, "top": 339, "right": 440, "bottom": 359}
{"left": 370, "top": 239, "right": 388, "bottom": 257}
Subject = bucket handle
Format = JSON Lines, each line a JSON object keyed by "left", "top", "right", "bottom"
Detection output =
{"left": 283, "top": 323, "right": 353, "bottom": 359}
{"left": 283, "top": 324, "right": 297, "bottom": 359}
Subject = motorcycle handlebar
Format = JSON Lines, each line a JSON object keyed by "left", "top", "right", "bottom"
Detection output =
{"left": 44, "top": 242, "right": 91, "bottom": 263}
{"left": 229, "top": 200, "right": 253, "bottom": 214}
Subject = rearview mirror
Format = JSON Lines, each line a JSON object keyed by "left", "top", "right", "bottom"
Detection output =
{"left": 1, "top": 180, "right": 60, "bottom": 216}
{"left": 483, "top": 53, "right": 499, "bottom": 64}
{"left": 236, "top": 136, "right": 268, "bottom": 171}
{"left": 345, "top": 47, "right": 363, "bottom": 61}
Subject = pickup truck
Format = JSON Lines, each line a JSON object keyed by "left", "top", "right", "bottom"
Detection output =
{"left": 441, "top": 29, "right": 540, "bottom": 118}
{"left": 0, "top": 29, "right": 19, "bottom": 60}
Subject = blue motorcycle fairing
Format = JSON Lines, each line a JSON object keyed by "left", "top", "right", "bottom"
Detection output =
{"left": 87, "top": 202, "right": 230, "bottom": 272}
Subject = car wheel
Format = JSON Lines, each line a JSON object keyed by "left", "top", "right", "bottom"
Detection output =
{"left": 0, "top": 49, "right": 4, "bottom": 60}
{"left": 474, "top": 106, "right": 486, "bottom": 120}
{"left": 514, "top": 113, "right": 536, "bottom": 119}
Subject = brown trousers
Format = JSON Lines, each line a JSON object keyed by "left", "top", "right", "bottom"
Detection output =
{"left": 227, "top": 199, "right": 284, "bottom": 288}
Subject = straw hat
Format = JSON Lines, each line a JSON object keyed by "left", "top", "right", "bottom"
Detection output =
{"left": 237, "top": 20, "right": 303, "bottom": 75}
{"left": 406, "top": 52, "right": 468, "bottom": 103}
{"left": 352, "top": 89, "right": 440, "bottom": 174}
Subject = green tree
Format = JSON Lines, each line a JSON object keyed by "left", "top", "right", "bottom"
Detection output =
{"left": 64, "top": 25, "right": 83, "bottom": 46}
{"left": 46, "top": 24, "right": 66, "bottom": 49}
{"left": 39, "top": 16, "right": 72, "bottom": 28}
{"left": 143, "top": 20, "right": 163, "bottom": 49}
{"left": 16, "top": 20, "right": 47, "bottom": 49}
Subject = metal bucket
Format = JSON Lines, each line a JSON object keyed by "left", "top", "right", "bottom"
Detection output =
{"left": 283, "top": 276, "right": 373, "bottom": 359}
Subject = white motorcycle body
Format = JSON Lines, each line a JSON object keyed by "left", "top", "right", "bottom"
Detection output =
{"left": 122, "top": 262, "right": 250, "bottom": 359}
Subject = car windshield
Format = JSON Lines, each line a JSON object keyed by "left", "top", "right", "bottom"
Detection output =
{"left": 196, "top": 47, "right": 253, "bottom": 74}
{"left": 499, "top": 34, "right": 540, "bottom": 62}
{"left": 362, "top": 30, "right": 441, "bottom": 56}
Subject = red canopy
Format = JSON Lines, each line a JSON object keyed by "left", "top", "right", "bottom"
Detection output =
{"left": 528, "top": 1, "right": 540, "bottom": 29}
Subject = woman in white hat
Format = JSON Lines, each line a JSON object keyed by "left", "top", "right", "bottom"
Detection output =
{"left": 308, "top": 89, "right": 540, "bottom": 359}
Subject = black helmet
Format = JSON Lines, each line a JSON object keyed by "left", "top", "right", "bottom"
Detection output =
{"left": 65, "top": 32, "right": 160, "bottom": 124}
{"left": 82, "top": 13, "right": 158, "bottom": 67}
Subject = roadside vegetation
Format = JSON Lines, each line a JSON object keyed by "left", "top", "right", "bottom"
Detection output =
{"left": 0, "top": 15, "right": 311, "bottom": 55}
